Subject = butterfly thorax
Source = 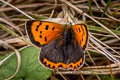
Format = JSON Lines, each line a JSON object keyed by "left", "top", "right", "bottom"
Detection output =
{"left": 63, "top": 27, "right": 75, "bottom": 47}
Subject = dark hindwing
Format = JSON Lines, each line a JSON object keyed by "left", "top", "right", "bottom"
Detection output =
{"left": 39, "top": 38, "right": 85, "bottom": 70}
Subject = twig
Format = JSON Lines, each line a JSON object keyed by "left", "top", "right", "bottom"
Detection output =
{"left": 0, "top": 0, "right": 35, "bottom": 20}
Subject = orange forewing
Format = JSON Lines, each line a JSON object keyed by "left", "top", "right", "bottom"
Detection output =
{"left": 26, "top": 21, "right": 64, "bottom": 47}
{"left": 73, "top": 24, "right": 88, "bottom": 50}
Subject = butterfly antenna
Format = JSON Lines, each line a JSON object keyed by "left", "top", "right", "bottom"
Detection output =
{"left": 77, "top": 11, "right": 85, "bottom": 20}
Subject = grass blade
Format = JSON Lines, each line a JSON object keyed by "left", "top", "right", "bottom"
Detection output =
{"left": 101, "top": 0, "right": 111, "bottom": 17}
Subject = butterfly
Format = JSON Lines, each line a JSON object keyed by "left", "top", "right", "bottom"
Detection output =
{"left": 25, "top": 20, "right": 88, "bottom": 70}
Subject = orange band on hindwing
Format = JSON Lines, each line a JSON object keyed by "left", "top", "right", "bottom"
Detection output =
{"left": 67, "top": 58, "right": 83, "bottom": 69}
{"left": 43, "top": 58, "right": 66, "bottom": 70}
{"left": 43, "top": 57, "right": 83, "bottom": 70}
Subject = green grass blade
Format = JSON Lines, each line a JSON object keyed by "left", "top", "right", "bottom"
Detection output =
{"left": 88, "top": 0, "right": 93, "bottom": 16}
{"left": 101, "top": 0, "right": 111, "bottom": 17}
{"left": 0, "top": 24, "right": 19, "bottom": 37}
{"left": 88, "top": 25, "right": 120, "bottom": 36}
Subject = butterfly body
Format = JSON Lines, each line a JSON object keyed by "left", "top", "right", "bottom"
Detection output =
{"left": 63, "top": 27, "right": 74, "bottom": 45}
{"left": 25, "top": 20, "right": 88, "bottom": 70}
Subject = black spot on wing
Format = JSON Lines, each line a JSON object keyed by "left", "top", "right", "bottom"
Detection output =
{"left": 40, "top": 31, "right": 42, "bottom": 33}
{"left": 44, "top": 37, "right": 47, "bottom": 41}
{"left": 82, "top": 34, "right": 83, "bottom": 37}
{"left": 82, "top": 37, "right": 83, "bottom": 41}
{"left": 52, "top": 27, "right": 55, "bottom": 31}
{"left": 45, "top": 25, "right": 49, "bottom": 30}
{"left": 40, "top": 35, "right": 42, "bottom": 38}
{"left": 36, "top": 21, "right": 42, "bottom": 31}
{"left": 52, "top": 66, "right": 55, "bottom": 69}
{"left": 48, "top": 64, "right": 51, "bottom": 68}
{"left": 36, "top": 25, "right": 39, "bottom": 31}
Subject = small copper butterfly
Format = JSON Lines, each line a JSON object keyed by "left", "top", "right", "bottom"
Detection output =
{"left": 25, "top": 20, "right": 88, "bottom": 70}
